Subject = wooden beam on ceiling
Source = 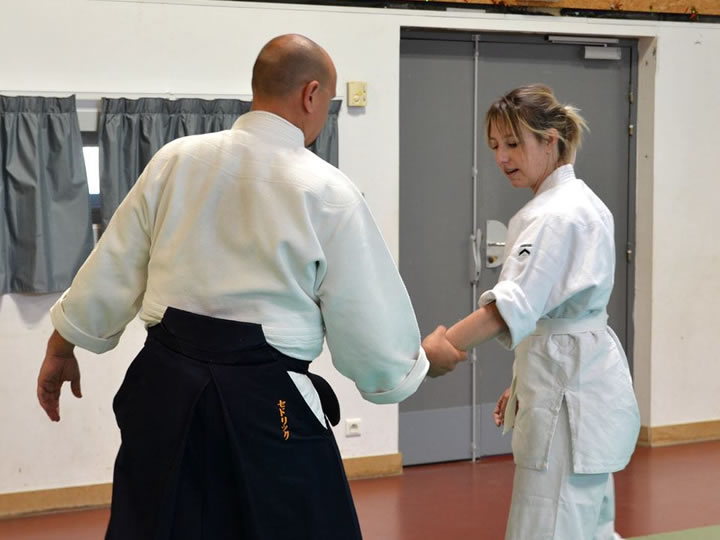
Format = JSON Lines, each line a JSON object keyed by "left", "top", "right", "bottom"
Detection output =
{"left": 405, "top": 0, "right": 716, "bottom": 17}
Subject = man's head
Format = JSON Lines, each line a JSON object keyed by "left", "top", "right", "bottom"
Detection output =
{"left": 251, "top": 34, "right": 337, "bottom": 146}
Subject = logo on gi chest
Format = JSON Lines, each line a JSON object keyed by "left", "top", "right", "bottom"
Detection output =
{"left": 277, "top": 400, "right": 290, "bottom": 441}
{"left": 518, "top": 244, "right": 532, "bottom": 257}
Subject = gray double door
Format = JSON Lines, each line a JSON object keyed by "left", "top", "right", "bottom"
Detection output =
{"left": 399, "top": 31, "right": 637, "bottom": 466}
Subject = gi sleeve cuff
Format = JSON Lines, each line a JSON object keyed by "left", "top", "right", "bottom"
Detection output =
{"left": 358, "top": 347, "right": 430, "bottom": 404}
{"left": 479, "top": 282, "right": 537, "bottom": 350}
{"left": 50, "top": 294, "right": 123, "bottom": 354}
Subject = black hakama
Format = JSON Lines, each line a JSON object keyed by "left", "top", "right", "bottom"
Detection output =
{"left": 105, "top": 307, "right": 361, "bottom": 540}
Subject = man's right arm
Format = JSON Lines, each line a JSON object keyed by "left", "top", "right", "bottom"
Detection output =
{"left": 50, "top": 160, "right": 159, "bottom": 353}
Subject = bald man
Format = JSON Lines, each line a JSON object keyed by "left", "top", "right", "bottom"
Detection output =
{"left": 37, "top": 35, "right": 464, "bottom": 540}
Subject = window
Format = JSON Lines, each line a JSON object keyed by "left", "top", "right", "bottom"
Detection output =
{"left": 82, "top": 131, "right": 101, "bottom": 241}
{"left": 83, "top": 145, "right": 99, "bottom": 196}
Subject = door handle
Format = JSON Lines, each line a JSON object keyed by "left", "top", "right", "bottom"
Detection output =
{"left": 470, "top": 229, "right": 482, "bottom": 284}
{"left": 486, "top": 220, "right": 508, "bottom": 268}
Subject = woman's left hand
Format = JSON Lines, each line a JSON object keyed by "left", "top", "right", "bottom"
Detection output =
{"left": 493, "top": 387, "right": 512, "bottom": 427}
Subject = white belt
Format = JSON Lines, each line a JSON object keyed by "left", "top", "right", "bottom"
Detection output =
{"left": 502, "top": 311, "right": 608, "bottom": 435}
{"left": 532, "top": 311, "right": 608, "bottom": 336}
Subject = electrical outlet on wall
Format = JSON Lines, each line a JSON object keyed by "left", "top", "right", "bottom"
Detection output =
{"left": 345, "top": 418, "right": 362, "bottom": 437}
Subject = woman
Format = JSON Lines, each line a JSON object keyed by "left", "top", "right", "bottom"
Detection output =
{"left": 424, "top": 84, "right": 640, "bottom": 539}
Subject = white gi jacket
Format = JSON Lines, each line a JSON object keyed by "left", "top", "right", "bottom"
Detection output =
{"left": 479, "top": 165, "right": 640, "bottom": 474}
{"left": 51, "top": 111, "right": 429, "bottom": 410}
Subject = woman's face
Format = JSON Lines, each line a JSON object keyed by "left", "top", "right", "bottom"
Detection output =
{"left": 488, "top": 122, "right": 555, "bottom": 193}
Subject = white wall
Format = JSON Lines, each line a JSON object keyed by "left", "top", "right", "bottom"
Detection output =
{"left": 0, "top": 294, "right": 139, "bottom": 492}
{"left": 648, "top": 28, "right": 720, "bottom": 425}
{"left": 1, "top": 0, "right": 720, "bottom": 495}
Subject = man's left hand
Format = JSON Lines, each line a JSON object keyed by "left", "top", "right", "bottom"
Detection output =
{"left": 422, "top": 325, "right": 468, "bottom": 378}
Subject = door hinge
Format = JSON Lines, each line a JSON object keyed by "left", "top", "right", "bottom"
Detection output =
{"left": 628, "top": 124, "right": 634, "bottom": 137}
{"left": 629, "top": 90, "right": 634, "bottom": 104}
{"left": 626, "top": 244, "right": 633, "bottom": 263}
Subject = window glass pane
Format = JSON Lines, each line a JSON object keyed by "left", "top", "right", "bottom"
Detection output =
{"left": 83, "top": 146, "right": 99, "bottom": 195}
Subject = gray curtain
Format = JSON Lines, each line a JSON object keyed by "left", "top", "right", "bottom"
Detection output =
{"left": 308, "top": 99, "right": 341, "bottom": 167}
{"left": 98, "top": 97, "right": 251, "bottom": 229}
{"left": 99, "top": 97, "right": 341, "bottom": 228}
{"left": 0, "top": 95, "right": 92, "bottom": 294}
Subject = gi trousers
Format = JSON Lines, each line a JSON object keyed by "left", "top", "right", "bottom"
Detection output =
{"left": 505, "top": 400, "right": 618, "bottom": 540}
{"left": 105, "top": 308, "right": 362, "bottom": 540}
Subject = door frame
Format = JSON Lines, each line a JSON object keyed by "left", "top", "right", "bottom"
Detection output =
{"left": 398, "top": 28, "right": 639, "bottom": 464}
{"left": 401, "top": 27, "right": 638, "bottom": 369}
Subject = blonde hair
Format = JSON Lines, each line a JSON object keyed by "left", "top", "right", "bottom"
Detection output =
{"left": 485, "top": 84, "right": 588, "bottom": 163}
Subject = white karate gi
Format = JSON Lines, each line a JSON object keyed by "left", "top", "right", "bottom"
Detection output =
{"left": 479, "top": 164, "right": 640, "bottom": 539}
{"left": 50, "top": 111, "right": 429, "bottom": 421}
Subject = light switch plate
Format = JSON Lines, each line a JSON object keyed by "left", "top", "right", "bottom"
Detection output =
{"left": 347, "top": 81, "right": 367, "bottom": 107}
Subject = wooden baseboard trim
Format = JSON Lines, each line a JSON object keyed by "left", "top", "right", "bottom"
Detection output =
{"left": 637, "top": 420, "right": 720, "bottom": 447}
{"left": 0, "top": 453, "right": 403, "bottom": 519}
{"left": 0, "top": 483, "right": 112, "bottom": 520}
{"left": 343, "top": 453, "right": 404, "bottom": 480}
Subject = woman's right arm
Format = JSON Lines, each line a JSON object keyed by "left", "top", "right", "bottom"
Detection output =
{"left": 445, "top": 302, "right": 508, "bottom": 351}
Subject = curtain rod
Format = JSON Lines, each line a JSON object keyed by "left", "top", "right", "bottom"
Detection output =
{"left": 1, "top": 91, "right": 344, "bottom": 132}
{"left": 0, "top": 91, "right": 346, "bottom": 101}
{"left": 0, "top": 90, "right": 253, "bottom": 101}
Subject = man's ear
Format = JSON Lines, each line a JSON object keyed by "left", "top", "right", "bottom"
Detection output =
{"left": 302, "top": 80, "right": 320, "bottom": 113}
